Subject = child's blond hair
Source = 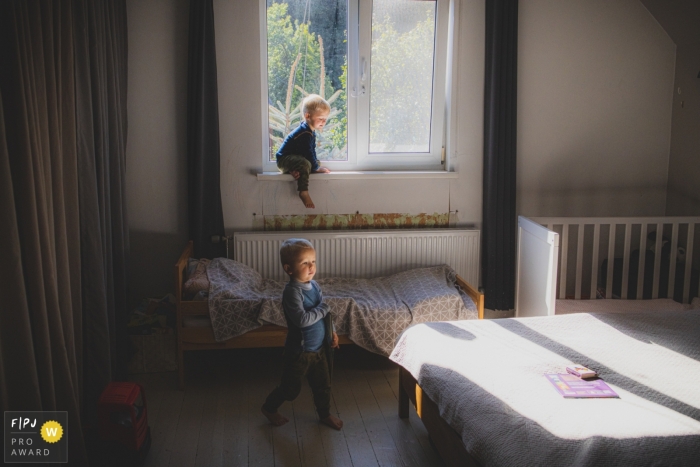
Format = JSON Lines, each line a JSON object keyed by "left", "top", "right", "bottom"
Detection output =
{"left": 302, "top": 94, "right": 330, "bottom": 118}
{"left": 280, "top": 238, "right": 315, "bottom": 267}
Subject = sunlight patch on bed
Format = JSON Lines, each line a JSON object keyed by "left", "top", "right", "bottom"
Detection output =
{"left": 393, "top": 317, "right": 700, "bottom": 441}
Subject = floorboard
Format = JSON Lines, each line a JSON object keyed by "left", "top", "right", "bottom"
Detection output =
{"left": 127, "top": 346, "right": 444, "bottom": 466}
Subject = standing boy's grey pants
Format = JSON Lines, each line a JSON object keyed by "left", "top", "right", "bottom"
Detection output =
{"left": 277, "top": 155, "right": 312, "bottom": 192}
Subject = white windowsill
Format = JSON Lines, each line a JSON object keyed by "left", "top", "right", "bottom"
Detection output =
{"left": 257, "top": 171, "right": 459, "bottom": 181}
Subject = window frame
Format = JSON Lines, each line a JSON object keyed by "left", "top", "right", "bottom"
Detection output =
{"left": 260, "top": 0, "right": 452, "bottom": 173}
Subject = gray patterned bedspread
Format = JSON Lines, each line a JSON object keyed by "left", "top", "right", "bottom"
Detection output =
{"left": 206, "top": 258, "right": 478, "bottom": 355}
{"left": 390, "top": 311, "right": 700, "bottom": 466}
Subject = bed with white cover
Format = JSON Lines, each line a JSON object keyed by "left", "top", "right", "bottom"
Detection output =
{"left": 392, "top": 309, "right": 700, "bottom": 466}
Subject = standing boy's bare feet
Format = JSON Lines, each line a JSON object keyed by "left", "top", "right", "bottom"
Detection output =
{"left": 261, "top": 407, "right": 289, "bottom": 426}
{"left": 320, "top": 415, "right": 343, "bottom": 430}
{"left": 299, "top": 191, "right": 315, "bottom": 209}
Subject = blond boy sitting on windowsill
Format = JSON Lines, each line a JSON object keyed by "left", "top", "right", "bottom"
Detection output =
{"left": 275, "top": 94, "right": 331, "bottom": 209}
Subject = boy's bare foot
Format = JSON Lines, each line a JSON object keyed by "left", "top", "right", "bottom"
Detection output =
{"left": 299, "top": 191, "right": 315, "bottom": 209}
{"left": 320, "top": 414, "right": 343, "bottom": 430}
{"left": 261, "top": 407, "right": 289, "bottom": 426}
{"left": 315, "top": 167, "right": 331, "bottom": 174}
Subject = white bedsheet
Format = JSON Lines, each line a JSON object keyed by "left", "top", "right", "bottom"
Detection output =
{"left": 390, "top": 311, "right": 700, "bottom": 466}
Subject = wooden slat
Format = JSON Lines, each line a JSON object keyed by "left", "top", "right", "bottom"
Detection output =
{"left": 175, "top": 241, "right": 193, "bottom": 390}
{"left": 194, "top": 374, "right": 226, "bottom": 467}
{"left": 247, "top": 360, "right": 275, "bottom": 467}
{"left": 332, "top": 364, "right": 380, "bottom": 466}
{"left": 621, "top": 223, "right": 632, "bottom": 299}
{"left": 637, "top": 224, "right": 648, "bottom": 299}
{"left": 363, "top": 364, "right": 437, "bottom": 466}
{"left": 667, "top": 223, "right": 679, "bottom": 299}
{"left": 169, "top": 379, "right": 206, "bottom": 467}
{"left": 683, "top": 223, "right": 695, "bottom": 304}
{"left": 575, "top": 224, "right": 584, "bottom": 299}
{"left": 590, "top": 224, "right": 600, "bottom": 300}
{"left": 345, "top": 365, "right": 405, "bottom": 466}
{"left": 222, "top": 360, "right": 249, "bottom": 466}
{"left": 652, "top": 223, "right": 663, "bottom": 298}
{"left": 456, "top": 275, "right": 484, "bottom": 319}
{"left": 180, "top": 301, "right": 209, "bottom": 316}
{"left": 560, "top": 224, "right": 569, "bottom": 299}
{"left": 606, "top": 224, "right": 616, "bottom": 299}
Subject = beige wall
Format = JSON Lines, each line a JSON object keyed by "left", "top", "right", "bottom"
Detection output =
{"left": 666, "top": 41, "right": 700, "bottom": 215}
{"left": 517, "top": 0, "right": 675, "bottom": 217}
{"left": 126, "top": 0, "right": 189, "bottom": 304}
{"left": 125, "top": 0, "right": 677, "bottom": 302}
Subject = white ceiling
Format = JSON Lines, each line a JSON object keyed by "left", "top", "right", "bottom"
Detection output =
{"left": 640, "top": 0, "right": 700, "bottom": 46}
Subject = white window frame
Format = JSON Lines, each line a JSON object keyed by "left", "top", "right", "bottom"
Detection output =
{"left": 260, "top": 0, "right": 452, "bottom": 173}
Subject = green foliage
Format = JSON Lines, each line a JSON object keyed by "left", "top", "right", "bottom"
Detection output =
{"left": 369, "top": 9, "right": 435, "bottom": 152}
{"left": 266, "top": 2, "right": 347, "bottom": 161}
{"left": 267, "top": 1, "right": 437, "bottom": 160}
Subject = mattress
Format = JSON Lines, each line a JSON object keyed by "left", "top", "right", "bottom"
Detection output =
{"left": 206, "top": 258, "right": 478, "bottom": 355}
{"left": 390, "top": 310, "right": 700, "bottom": 466}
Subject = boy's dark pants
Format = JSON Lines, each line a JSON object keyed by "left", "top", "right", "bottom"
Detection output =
{"left": 263, "top": 346, "right": 333, "bottom": 419}
{"left": 277, "top": 155, "right": 312, "bottom": 192}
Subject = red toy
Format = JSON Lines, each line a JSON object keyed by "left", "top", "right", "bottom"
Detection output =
{"left": 98, "top": 382, "right": 151, "bottom": 457}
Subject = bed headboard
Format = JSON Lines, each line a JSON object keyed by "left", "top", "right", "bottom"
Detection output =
{"left": 520, "top": 216, "right": 700, "bottom": 306}
{"left": 232, "top": 229, "right": 481, "bottom": 286}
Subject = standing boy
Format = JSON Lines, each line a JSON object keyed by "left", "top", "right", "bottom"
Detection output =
{"left": 276, "top": 94, "right": 331, "bottom": 209}
{"left": 261, "top": 238, "right": 343, "bottom": 430}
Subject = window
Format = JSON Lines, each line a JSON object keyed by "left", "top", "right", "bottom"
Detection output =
{"left": 261, "top": 0, "right": 449, "bottom": 172}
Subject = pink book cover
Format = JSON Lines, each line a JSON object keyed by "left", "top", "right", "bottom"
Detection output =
{"left": 545, "top": 374, "right": 619, "bottom": 398}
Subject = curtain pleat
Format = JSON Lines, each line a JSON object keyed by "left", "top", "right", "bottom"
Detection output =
{"left": 1, "top": 0, "right": 128, "bottom": 463}
{"left": 187, "top": 0, "right": 226, "bottom": 259}
{"left": 482, "top": 0, "right": 518, "bottom": 311}
{"left": 0, "top": 2, "right": 88, "bottom": 464}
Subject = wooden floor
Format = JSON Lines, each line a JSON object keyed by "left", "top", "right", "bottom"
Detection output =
{"left": 124, "top": 346, "right": 444, "bottom": 467}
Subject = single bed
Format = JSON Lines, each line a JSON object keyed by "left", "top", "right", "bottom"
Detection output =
{"left": 393, "top": 310, "right": 700, "bottom": 466}
{"left": 175, "top": 240, "right": 484, "bottom": 389}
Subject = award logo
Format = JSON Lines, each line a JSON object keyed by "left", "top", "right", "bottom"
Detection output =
{"left": 4, "top": 412, "right": 68, "bottom": 463}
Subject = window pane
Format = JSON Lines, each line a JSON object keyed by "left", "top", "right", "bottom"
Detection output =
{"left": 266, "top": 0, "right": 347, "bottom": 161}
{"left": 369, "top": 0, "right": 436, "bottom": 154}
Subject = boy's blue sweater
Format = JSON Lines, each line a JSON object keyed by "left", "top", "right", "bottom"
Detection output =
{"left": 281, "top": 279, "right": 327, "bottom": 352}
{"left": 275, "top": 121, "right": 320, "bottom": 171}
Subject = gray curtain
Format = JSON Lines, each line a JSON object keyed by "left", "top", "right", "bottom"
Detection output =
{"left": 0, "top": 1, "right": 128, "bottom": 464}
{"left": 187, "top": 0, "right": 226, "bottom": 259}
{"left": 482, "top": 0, "right": 518, "bottom": 311}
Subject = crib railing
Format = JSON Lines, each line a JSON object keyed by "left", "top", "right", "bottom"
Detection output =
{"left": 530, "top": 217, "right": 700, "bottom": 303}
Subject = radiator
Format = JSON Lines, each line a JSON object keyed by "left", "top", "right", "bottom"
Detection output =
{"left": 233, "top": 229, "right": 480, "bottom": 286}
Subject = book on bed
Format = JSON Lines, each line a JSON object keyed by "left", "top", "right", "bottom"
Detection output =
{"left": 545, "top": 374, "right": 619, "bottom": 398}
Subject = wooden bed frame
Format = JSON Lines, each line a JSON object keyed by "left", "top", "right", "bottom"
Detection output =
{"left": 399, "top": 366, "right": 478, "bottom": 467}
{"left": 175, "top": 240, "right": 484, "bottom": 389}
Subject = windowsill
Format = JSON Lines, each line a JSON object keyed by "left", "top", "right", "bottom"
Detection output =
{"left": 257, "top": 170, "right": 459, "bottom": 181}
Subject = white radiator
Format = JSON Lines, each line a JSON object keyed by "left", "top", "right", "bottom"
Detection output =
{"left": 233, "top": 229, "right": 480, "bottom": 286}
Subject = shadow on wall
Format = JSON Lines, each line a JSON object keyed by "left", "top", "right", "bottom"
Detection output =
{"left": 129, "top": 230, "right": 189, "bottom": 308}
{"left": 518, "top": 183, "right": 668, "bottom": 218}
{"left": 666, "top": 188, "right": 700, "bottom": 216}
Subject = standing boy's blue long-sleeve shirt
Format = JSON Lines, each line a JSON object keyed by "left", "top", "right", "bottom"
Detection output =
{"left": 275, "top": 121, "right": 320, "bottom": 171}
{"left": 282, "top": 279, "right": 328, "bottom": 352}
